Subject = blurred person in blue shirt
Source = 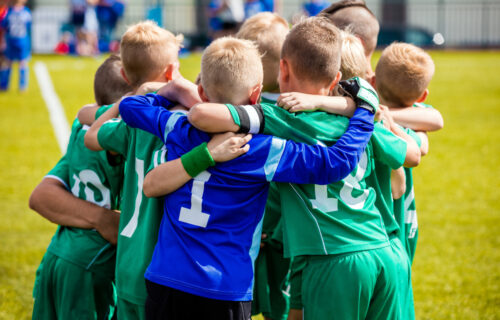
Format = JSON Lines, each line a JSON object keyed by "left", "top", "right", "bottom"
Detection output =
{"left": 0, "top": 0, "right": 31, "bottom": 91}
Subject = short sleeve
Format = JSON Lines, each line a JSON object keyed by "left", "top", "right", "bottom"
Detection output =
{"left": 371, "top": 122, "right": 407, "bottom": 169}
{"left": 45, "top": 155, "right": 70, "bottom": 189}
{"left": 95, "top": 104, "right": 114, "bottom": 120}
{"left": 97, "top": 118, "right": 130, "bottom": 156}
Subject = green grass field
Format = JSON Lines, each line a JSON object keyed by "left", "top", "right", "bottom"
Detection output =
{"left": 0, "top": 51, "right": 499, "bottom": 319}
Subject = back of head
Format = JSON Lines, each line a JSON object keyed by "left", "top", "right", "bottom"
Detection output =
{"left": 319, "top": 0, "right": 379, "bottom": 58}
{"left": 236, "top": 12, "right": 289, "bottom": 91}
{"left": 94, "top": 55, "right": 132, "bottom": 105}
{"left": 340, "top": 30, "right": 369, "bottom": 80}
{"left": 201, "top": 37, "right": 263, "bottom": 105}
{"left": 282, "top": 17, "right": 341, "bottom": 86}
{"left": 375, "top": 42, "right": 435, "bottom": 107}
{"left": 120, "top": 21, "right": 183, "bottom": 88}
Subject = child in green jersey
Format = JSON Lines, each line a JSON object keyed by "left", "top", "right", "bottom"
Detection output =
{"left": 29, "top": 55, "right": 132, "bottom": 320}
{"left": 374, "top": 42, "right": 443, "bottom": 263}
{"left": 78, "top": 21, "right": 184, "bottom": 320}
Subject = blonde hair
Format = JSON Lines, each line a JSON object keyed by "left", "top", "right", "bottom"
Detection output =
{"left": 201, "top": 37, "right": 263, "bottom": 105}
{"left": 340, "top": 30, "right": 369, "bottom": 80}
{"left": 120, "top": 21, "right": 183, "bottom": 88}
{"left": 375, "top": 42, "right": 435, "bottom": 106}
{"left": 236, "top": 12, "right": 289, "bottom": 91}
{"left": 282, "top": 17, "right": 341, "bottom": 85}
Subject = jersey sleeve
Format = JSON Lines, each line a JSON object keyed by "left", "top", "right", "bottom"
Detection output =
{"left": 119, "top": 94, "right": 176, "bottom": 141}
{"left": 270, "top": 108, "right": 374, "bottom": 184}
{"left": 45, "top": 155, "right": 70, "bottom": 189}
{"left": 97, "top": 118, "right": 131, "bottom": 156}
{"left": 371, "top": 123, "right": 407, "bottom": 170}
{"left": 95, "top": 104, "right": 114, "bottom": 120}
{"left": 404, "top": 127, "right": 421, "bottom": 147}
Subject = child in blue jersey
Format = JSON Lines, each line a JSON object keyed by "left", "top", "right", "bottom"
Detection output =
{"left": 0, "top": 0, "right": 31, "bottom": 91}
{"left": 118, "top": 36, "right": 377, "bottom": 320}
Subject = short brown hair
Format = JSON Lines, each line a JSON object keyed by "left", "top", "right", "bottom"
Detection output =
{"left": 375, "top": 42, "right": 435, "bottom": 106}
{"left": 201, "top": 37, "right": 263, "bottom": 105}
{"left": 340, "top": 30, "right": 369, "bottom": 80}
{"left": 120, "top": 21, "right": 183, "bottom": 88}
{"left": 319, "top": 0, "right": 379, "bottom": 57}
{"left": 281, "top": 17, "right": 341, "bottom": 85}
{"left": 236, "top": 12, "right": 289, "bottom": 90}
{"left": 94, "top": 55, "right": 132, "bottom": 105}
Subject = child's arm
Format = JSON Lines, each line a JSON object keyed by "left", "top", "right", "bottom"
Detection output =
{"left": 417, "top": 131, "right": 429, "bottom": 156}
{"left": 391, "top": 167, "right": 406, "bottom": 200}
{"left": 84, "top": 102, "right": 120, "bottom": 151}
{"left": 143, "top": 132, "right": 252, "bottom": 197}
{"left": 388, "top": 106, "right": 444, "bottom": 132}
{"left": 29, "top": 177, "right": 120, "bottom": 245}
{"left": 77, "top": 103, "right": 100, "bottom": 125}
{"left": 277, "top": 92, "right": 356, "bottom": 117}
{"left": 379, "top": 106, "right": 421, "bottom": 167}
{"left": 156, "top": 77, "right": 202, "bottom": 109}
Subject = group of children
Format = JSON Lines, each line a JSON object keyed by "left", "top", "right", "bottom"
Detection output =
{"left": 29, "top": 0, "right": 443, "bottom": 319}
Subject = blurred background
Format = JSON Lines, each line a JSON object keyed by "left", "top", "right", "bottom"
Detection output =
{"left": 28, "top": 0, "right": 500, "bottom": 55}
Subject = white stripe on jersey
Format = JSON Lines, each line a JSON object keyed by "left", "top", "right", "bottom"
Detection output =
{"left": 264, "top": 137, "right": 286, "bottom": 181}
{"left": 163, "top": 112, "right": 186, "bottom": 142}
{"left": 241, "top": 105, "right": 261, "bottom": 134}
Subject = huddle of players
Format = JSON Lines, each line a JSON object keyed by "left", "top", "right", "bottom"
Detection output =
{"left": 29, "top": 1, "right": 443, "bottom": 319}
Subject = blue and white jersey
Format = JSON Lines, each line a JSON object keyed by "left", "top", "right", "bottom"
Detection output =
{"left": 3, "top": 6, "right": 31, "bottom": 42}
{"left": 119, "top": 94, "right": 374, "bottom": 301}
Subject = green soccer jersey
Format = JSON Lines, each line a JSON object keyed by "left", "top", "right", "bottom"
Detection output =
{"left": 365, "top": 124, "right": 420, "bottom": 238}
{"left": 226, "top": 102, "right": 407, "bottom": 257}
{"left": 46, "top": 118, "right": 123, "bottom": 278}
{"left": 97, "top": 116, "right": 167, "bottom": 305}
{"left": 393, "top": 102, "right": 433, "bottom": 262}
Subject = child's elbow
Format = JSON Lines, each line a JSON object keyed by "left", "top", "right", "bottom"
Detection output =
{"left": 188, "top": 104, "right": 209, "bottom": 130}
{"left": 405, "top": 150, "right": 421, "bottom": 168}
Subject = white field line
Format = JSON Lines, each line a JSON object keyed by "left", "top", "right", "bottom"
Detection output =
{"left": 34, "top": 61, "right": 70, "bottom": 154}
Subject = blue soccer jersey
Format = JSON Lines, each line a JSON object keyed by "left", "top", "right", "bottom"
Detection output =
{"left": 119, "top": 94, "right": 374, "bottom": 301}
{"left": 3, "top": 6, "right": 31, "bottom": 60}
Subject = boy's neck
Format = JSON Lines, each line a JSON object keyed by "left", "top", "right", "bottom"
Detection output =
{"left": 379, "top": 96, "right": 412, "bottom": 109}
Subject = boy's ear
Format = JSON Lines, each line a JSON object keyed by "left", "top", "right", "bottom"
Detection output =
{"left": 279, "top": 59, "right": 290, "bottom": 83}
{"left": 369, "top": 74, "right": 376, "bottom": 88}
{"left": 165, "top": 61, "right": 180, "bottom": 82}
{"left": 416, "top": 89, "right": 429, "bottom": 103}
{"left": 327, "top": 71, "right": 342, "bottom": 92}
{"left": 197, "top": 84, "right": 210, "bottom": 102}
{"left": 120, "top": 68, "right": 131, "bottom": 85}
{"left": 249, "top": 84, "right": 263, "bottom": 105}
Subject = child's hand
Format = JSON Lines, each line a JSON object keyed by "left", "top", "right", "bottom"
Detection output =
{"left": 136, "top": 82, "right": 166, "bottom": 95}
{"left": 277, "top": 92, "right": 319, "bottom": 113}
{"left": 207, "top": 132, "right": 252, "bottom": 162}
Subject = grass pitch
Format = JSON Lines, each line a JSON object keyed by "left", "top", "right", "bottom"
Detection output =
{"left": 0, "top": 51, "right": 499, "bottom": 319}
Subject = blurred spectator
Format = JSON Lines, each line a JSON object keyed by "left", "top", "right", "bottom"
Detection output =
{"left": 0, "top": 0, "right": 31, "bottom": 91}
{"left": 95, "top": 0, "right": 125, "bottom": 52}
{"left": 0, "top": 0, "right": 8, "bottom": 66}
{"left": 244, "top": 0, "right": 265, "bottom": 18}
{"left": 208, "top": 0, "right": 244, "bottom": 39}
{"left": 303, "top": 0, "right": 329, "bottom": 16}
{"left": 260, "top": 0, "right": 274, "bottom": 12}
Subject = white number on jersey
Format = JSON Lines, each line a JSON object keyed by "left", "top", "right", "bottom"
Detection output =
{"left": 71, "top": 169, "right": 111, "bottom": 209}
{"left": 121, "top": 158, "right": 144, "bottom": 238}
{"left": 309, "top": 151, "right": 369, "bottom": 212}
{"left": 179, "top": 171, "right": 211, "bottom": 228}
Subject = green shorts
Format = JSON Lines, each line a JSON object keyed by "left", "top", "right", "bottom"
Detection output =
{"left": 302, "top": 245, "right": 399, "bottom": 320}
{"left": 251, "top": 244, "right": 290, "bottom": 320}
{"left": 390, "top": 236, "right": 415, "bottom": 320}
{"left": 117, "top": 297, "right": 146, "bottom": 320}
{"left": 32, "top": 252, "right": 116, "bottom": 320}
{"left": 288, "top": 256, "right": 306, "bottom": 310}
